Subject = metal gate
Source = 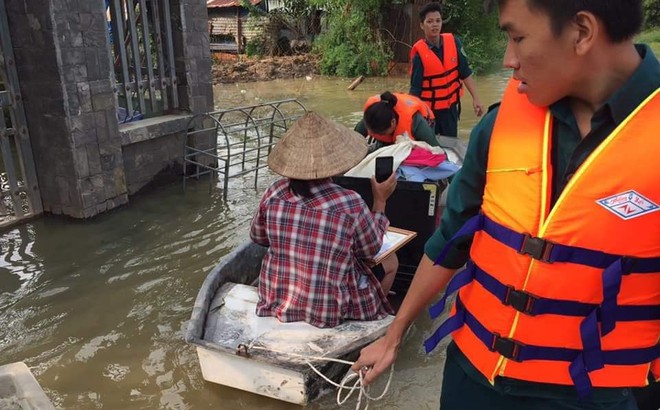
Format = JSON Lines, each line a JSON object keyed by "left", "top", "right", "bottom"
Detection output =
{"left": 183, "top": 99, "right": 307, "bottom": 199}
{"left": 0, "top": 0, "right": 42, "bottom": 230}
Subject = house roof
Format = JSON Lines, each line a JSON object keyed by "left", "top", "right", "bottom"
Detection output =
{"left": 207, "top": 0, "right": 261, "bottom": 8}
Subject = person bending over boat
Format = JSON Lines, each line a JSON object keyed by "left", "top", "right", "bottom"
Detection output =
{"left": 355, "top": 91, "right": 439, "bottom": 152}
{"left": 249, "top": 112, "right": 398, "bottom": 328}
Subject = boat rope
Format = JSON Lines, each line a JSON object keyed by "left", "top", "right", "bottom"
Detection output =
{"left": 247, "top": 344, "right": 394, "bottom": 410}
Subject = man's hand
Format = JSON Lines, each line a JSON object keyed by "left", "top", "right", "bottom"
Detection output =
{"left": 473, "top": 98, "right": 484, "bottom": 117}
{"left": 351, "top": 333, "right": 401, "bottom": 386}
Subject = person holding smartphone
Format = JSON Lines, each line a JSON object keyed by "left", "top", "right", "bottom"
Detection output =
{"left": 354, "top": 91, "right": 440, "bottom": 152}
{"left": 250, "top": 112, "right": 398, "bottom": 328}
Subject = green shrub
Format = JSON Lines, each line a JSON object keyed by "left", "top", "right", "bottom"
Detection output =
{"left": 311, "top": 1, "right": 392, "bottom": 77}
{"left": 245, "top": 35, "right": 266, "bottom": 57}
{"left": 442, "top": 0, "right": 504, "bottom": 73}
{"left": 645, "top": 0, "right": 660, "bottom": 28}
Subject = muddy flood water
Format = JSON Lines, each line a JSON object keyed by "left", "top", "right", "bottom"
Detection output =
{"left": 0, "top": 72, "right": 509, "bottom": 409}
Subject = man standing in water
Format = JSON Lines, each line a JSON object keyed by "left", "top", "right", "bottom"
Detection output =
{"left": 354, "top": 1, "right": 660, "bottom": 409}
{"left": 409, "top": 2, "right": 484, "bottom": 137}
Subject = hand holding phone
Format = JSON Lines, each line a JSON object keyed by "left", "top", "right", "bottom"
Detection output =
{"left": 375, "top": 156, "right": 394, "bottom": 183}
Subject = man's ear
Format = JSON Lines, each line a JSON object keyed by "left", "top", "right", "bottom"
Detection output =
{"left": 573, "top": 11, "right": 598, "bottom": 56}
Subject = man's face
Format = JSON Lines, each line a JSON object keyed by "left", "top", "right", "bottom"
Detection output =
{"left": 499, "top": 0, "right": 579, "bottom": 106}
{"left": 420, "top": 11, "right": 443, "bottom": 42}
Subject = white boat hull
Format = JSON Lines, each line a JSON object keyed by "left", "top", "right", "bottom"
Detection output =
{"left": 186, "top": 243, "right": 393, "bottom": 405}
{"left": 197, "top": 345, "right": 308, "bottom": 405}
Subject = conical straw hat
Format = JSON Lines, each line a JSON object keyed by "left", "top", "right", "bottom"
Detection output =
{"left": 268, "top": 112, "right": 368, "bottom": 180}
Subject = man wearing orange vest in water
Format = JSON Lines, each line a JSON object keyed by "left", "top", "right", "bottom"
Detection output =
{"left": 410, "top": 3, "right": 484, "bottom": 138}
{"left": 354, "top": 1, "right": 659, "bottom": 409}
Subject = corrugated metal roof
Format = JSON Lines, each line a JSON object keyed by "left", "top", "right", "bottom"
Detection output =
{"left": 207, "top": 0, "right": 261, "bottom": 8}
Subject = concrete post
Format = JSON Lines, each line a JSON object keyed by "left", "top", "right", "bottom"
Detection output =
{"left": 170, "top": 0, "right": 216, "bottom": 163}
{"left": 7, "top": 0, "right": 128, "bottom": 218}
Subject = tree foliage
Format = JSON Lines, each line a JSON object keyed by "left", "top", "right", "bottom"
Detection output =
{"left": 442, "top": 0, "right": 503, "bottom": 73}
{"left": 310, "top": 0, "right": 393, "bottom": 77}
{"left": 645, "top": 0, "right": 660, "bottom": 28}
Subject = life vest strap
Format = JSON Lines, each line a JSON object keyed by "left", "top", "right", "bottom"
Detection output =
{"left": 424, "top": 296, "right": 660, "bottom": 397}
{"left": 422, "top": 77, "right": 460, "bottom": 91}
{"left": 426, "top": 296, "right": 659, "bottom": 364}
{"left": 428, "top": 261, "right": 660, "bottom": 321}
{"left": 423, "top": 66, "right": 460, "bottom": 81}
{"left": 471, "top": 261, "right": 660, "bottom": 320}
{"left": 481, "top": 215, "right": 660, "bottom": 271}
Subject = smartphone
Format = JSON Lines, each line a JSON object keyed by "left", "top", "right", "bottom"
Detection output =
{"left": 375, "top": 156, "right": 394, "bottom": 183}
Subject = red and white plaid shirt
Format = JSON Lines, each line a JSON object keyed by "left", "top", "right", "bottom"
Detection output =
{"left": 250, "top": 178, "right": 392, "bottom": 328}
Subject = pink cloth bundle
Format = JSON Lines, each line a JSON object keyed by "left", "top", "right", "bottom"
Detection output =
{"left": 401, "top": 147, "right": 447, "bottom": 167}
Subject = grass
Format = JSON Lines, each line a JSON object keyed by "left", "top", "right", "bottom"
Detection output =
{"left": 637, "top": 28, "right": 660, "bottom": 55}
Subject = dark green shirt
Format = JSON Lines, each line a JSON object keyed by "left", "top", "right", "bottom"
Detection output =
{"left": 425, "top": 45, "right": 660, "bottom": 401}
{"left": 354, "top": 112, "right": 440, "bottom": 151}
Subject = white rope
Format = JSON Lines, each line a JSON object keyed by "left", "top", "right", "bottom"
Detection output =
{"left": 247, "top": 344, "right": 394, "bottom": 410}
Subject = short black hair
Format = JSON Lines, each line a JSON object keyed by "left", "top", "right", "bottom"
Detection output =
{"left": 419, "top": 2, "right": 443, "bottom": 21}
{"left": 289, "top": 179, "right": 314, "bottom": 197}
{"left": 484, "top": 0, "right": 643, "bottom": 42}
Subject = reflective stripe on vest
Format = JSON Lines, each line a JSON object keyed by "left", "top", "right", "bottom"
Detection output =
{"left": 424, "top": 79, "right": 660, "bottom": 396}
{"left": 363, "top": 93, "right": 434, "bottom": 144}
{"left": 409, "top": 34, "right": 463, "bottom": 110}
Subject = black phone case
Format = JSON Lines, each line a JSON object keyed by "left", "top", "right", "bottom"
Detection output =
{"left": 375, "top": 157, "right": 394, "bottom": 182}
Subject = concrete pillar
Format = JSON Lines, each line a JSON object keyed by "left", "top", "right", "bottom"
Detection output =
{"left": 170, "top": 0, "right": 216, "bottom": 162}
{"left": 171, "top": 0, "right": 214, "bottom": 114}
{"left": 7, "top": 0, "right": 128, "bottom": 218}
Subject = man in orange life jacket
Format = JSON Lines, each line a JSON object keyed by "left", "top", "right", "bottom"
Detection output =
{"left": 410, "top": 2, "right": 484, "bottom": 138}
{"left": 353, "top": 1, "right": 659, "bottom": 409}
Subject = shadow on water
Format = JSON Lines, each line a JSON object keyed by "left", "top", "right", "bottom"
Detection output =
{"left": 0, "top": 71, "right": 509, "bottom": 409}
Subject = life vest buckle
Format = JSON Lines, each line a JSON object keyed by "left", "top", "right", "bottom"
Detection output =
{"left": 503, "top": 286, "right": 537, "bottom": 315}
{"left": 519, "top": 234, "right": 554, "bottom": 263}
{"left": 490, "top": 334, "right": 525, "bottom": 362}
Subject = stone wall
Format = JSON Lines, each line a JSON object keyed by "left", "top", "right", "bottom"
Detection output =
{"left": 7, "top": 0, "right": 214, "bottom": 219}
{"left": 119, "top": 115, "right": 191, "bottom": 195}
{"left": 7, "top": 0, "right": 128, "bottom": 218}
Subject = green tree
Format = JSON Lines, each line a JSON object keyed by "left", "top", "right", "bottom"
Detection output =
{"left": 310, "top": 0, "right": 393, "bottom": 77}
{"left": 442, "top": 0, "right": 503, "bottom": 73}
{"left": 645, "top": 0, "right": 660, "bottom": 28}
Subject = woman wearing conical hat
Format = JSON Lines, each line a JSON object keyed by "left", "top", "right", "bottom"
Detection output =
{"left": 249, "top": 112, "right": 398, "bottom": 328}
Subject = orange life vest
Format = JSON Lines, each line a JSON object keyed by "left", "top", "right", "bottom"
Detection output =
{"left": 409, "top": 34, "right": 464, "bottom": 111}
{"left": 425, "top": 79, "right": 660, "bottom": 396}
{"left": 363, "top": 93, "right": 434, "bottom": 144}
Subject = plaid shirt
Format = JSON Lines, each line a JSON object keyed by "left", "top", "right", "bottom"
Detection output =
{"left": 250, "top": 178, "right": 393, "bottom": 328}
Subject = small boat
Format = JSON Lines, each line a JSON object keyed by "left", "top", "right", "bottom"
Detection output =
{"left": 185, "top": 241, "right": 394, "bottom": 405}
{"left": 185, "top": 136, "right": 467, "bottom": 404}
{"left": 436, "top": 135, "right": 468, "bottom": 167}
